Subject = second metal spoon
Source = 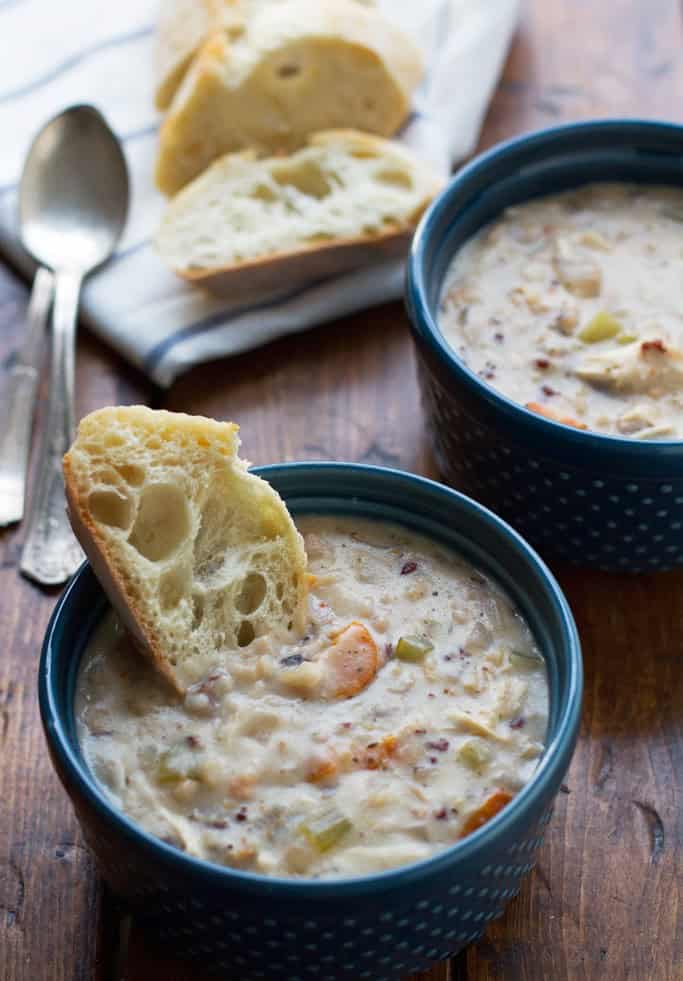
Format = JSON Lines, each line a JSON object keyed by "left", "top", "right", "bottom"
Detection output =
{"left": 18, "top": 104, "right": 129, "bottom": 585}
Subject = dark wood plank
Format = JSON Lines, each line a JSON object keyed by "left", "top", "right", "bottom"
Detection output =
{"left": 463, "top": 568, "right": 683, "bottom": 981}
{"left": 168, "top": 302, "right": 435, "bottom": 475}
{"left": 1, "top": 0, "right": 682, "bottom": 979}
{"left": 118, "top": 933, "right": 457, "bottom": 981}
{"left": 0, "top": 262, "right": 153, "bottom": 981}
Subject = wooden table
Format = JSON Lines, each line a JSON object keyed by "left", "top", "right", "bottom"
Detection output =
{"left": 1, "top": 1, "right": 681, "bottom": 979}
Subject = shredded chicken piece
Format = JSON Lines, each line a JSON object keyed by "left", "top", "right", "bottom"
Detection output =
{"left": 576, "top": 338, "right": 683, "bottom": 395}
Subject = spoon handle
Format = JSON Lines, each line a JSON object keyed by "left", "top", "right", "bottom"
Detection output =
{"left": 20, "top": 269, "right": 84, "bottom": 585}
{"left": 0, "top": 267, "right": 53, "bottom": 526}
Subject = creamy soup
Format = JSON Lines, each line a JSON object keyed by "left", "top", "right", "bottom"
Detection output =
{"left": 76, "top": 516, "right": 548, "bottom": 879}
{"left": 439, "top": 183, "right": 683, "bottom": 438}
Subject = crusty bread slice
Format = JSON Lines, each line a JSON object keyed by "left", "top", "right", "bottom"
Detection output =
{"left": 154, "top": 0, "right": 378, "bottom": 111}
{"left": 63, "top": 407, "right": 307, "bottom": 693}
{"left": 155, "top": 0, "right": 423, "bottom": 195}
{"left": 156, "top": 130, "right": 441, "bottom": 296}
{"left": 155, "top": 0, "right": 234, "bottom": 112}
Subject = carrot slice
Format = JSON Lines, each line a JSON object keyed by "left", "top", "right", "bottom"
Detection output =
{"left": 526, "top": 402, "right": 588, "bottom": 430}
{"left": 321, "top": 622, "right": 379, "bottom": 700}
{"left": 460, "top": 789, "right": 513, "bottom": 838}
{"left": 358, "top": 734, "right": 398, "bottom": 770}
{"left": 306, "top": 754, "right": 339, "bottom": 784}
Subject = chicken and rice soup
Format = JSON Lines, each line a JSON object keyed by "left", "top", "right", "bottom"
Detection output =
{"left": 76, "top": 516, "right": 549, "bottom": 879}
{"left": 439, "top": 183, "right": 683, "bottom": 438}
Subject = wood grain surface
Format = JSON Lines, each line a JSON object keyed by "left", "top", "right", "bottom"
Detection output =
{"left": 1, "top": 1, "right": 681, "bottom": 979}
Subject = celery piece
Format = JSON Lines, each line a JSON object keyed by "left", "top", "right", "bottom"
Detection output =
{"left": 299, "top": 810, "right": 352, "bottom": 853}
{"left": 395, "top": 636, "right": 434, "bottom": 662}
{"left": 578, "top": 311, "right": 622, "bottom": 343}
{"left": 457, "top": 739, "right": 492, "bottom": 771}
{"left": 617, "top": 333, "right": 638, "bottom": 345}
{"left": 509, "top": 648, "right": 544, "bottom": 669}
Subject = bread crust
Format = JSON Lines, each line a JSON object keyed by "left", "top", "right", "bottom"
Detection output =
{"left": 155, "top": 0, "right": 233, "bottom": 110}
{"left": 177, "top": 224, "right": 417, "bottom": 297}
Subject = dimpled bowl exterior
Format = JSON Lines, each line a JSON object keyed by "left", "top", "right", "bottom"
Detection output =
{"left": 406, "top": 120, "right": 683, "bottom": 572}
{"left": 40, "top": 464, "right": 582, "bottom": 981}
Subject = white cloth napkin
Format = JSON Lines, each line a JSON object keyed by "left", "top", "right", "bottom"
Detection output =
{"left": 0, "top": 0, "right": 518, "bottom": 387}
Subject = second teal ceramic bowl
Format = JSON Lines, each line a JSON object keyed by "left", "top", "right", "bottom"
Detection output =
{"left": 406, "top": 119, "right": 683, "bottom": 572}
{"left": 40, "top": 463, "right": 582, "bottom": 980}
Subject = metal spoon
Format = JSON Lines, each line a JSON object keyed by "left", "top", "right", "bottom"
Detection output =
{"left": 18, "top": 105, "right": 129, "bottom": 585}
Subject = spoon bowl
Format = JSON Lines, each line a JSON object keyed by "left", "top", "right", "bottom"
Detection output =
{"left": 20, "top": 104, "right": 128, "bottom": 272}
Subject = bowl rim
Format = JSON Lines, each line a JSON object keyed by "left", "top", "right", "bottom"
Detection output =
{"left": 406, "top": 117, "right": 683, "bottom": 455}
{"left": 39, "top": 461, "right": 582, "bottom": 898}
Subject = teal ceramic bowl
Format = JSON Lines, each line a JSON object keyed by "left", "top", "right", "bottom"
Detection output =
{"left": 39, "top": 463, "right": 582, "bottom": 980}
{"left": 406, "top": 119, "right": 683, "bottom": 572}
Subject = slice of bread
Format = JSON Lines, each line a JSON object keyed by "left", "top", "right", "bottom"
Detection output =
{"left": 154, "top": 0, "right": 378, "bottom": 111}
{"left": 156, "top": 130, "right": 441, "bottom": 296}
{"left": 155, "top": 0, "right": 423, "bottom": 195}
{"left": 155, "top": 0, "right": 229, "bottom": 112}
{"left": 63, "top": 406, "right": 308, "bottom": 693}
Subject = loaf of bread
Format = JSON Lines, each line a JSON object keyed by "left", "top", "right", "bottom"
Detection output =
{"left": 154, "top": 0, "right": 378, "bottom": 111}
{"left": 155, "top": 0, "right": 423, "bottom": 195}
{"left": 156, "top": 130, "right": 441, "bottom": 295}
{"left": 63, "top": 407, "right": 308, "bottom": 692}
